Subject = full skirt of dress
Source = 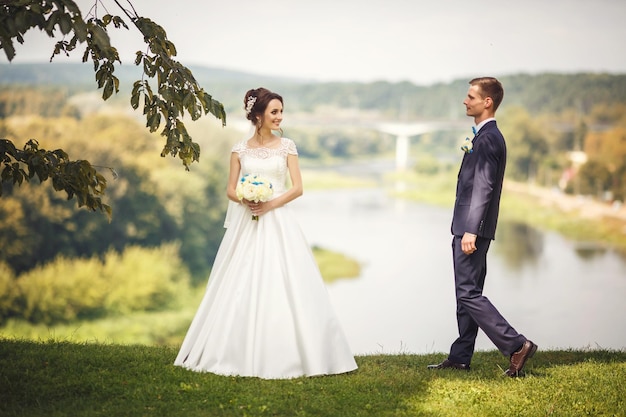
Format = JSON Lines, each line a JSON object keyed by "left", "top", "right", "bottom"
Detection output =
{"left": 174, "top": 201, "right": 358, "bottom": 379}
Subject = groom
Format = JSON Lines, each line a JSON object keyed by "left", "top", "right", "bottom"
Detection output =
{"left": 428, "top": 77, "right": 537, "bottom": 377}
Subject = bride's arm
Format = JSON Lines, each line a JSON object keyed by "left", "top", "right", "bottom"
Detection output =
{"left": 226, "top": 152, "right": 242, "bottom": 203}
{"left": 265, "top": 153, "right": 303, "bottom": 210}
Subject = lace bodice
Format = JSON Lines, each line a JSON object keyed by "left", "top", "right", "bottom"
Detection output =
{"left": 232, "top": 137, "right": 298, "bottom": 196}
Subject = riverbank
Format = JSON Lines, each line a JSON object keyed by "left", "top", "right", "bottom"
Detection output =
{"left": 381, "top": 169, "right": 626, "bottom": 255}
{"left": 502, "top": 181, "right": 626, "bottom": 254}
{"left": 505, "top": 182, "right": 626, "bottom": 224}
{"left": 1, "top": 339, "right": 624, "bottom": 417}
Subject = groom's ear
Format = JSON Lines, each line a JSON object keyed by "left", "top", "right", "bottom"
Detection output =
{"left": 484, "top": 97, "right": 493, "bottom": 109}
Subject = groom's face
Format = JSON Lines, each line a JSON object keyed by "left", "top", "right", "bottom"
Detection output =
{"left": 463, "top": 85, "right": 487, "bottom": 119}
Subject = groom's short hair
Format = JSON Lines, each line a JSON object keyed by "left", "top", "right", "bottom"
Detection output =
{"left": 470, "top": 77, "right": 504, "bottom": 111}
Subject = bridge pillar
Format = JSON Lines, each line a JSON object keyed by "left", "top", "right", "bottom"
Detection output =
{"left": 395, "top": 135, "right": 409, "bottom": 172}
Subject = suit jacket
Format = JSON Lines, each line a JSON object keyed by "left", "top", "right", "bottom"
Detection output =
{"left": 451, "top": 120, "right": 506, "bottom": 240}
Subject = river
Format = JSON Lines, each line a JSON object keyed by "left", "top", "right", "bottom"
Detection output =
{"left": 291, "top": 187, "right": 626, "bottom": 355}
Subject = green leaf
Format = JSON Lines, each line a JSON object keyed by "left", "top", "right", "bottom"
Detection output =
{"left": 147, "top": 113, "right": 161, "bottom": 132}
{"left": 112, "top": 16, "right": 128, "bottom": 30}
{"left": 45, "top": 10, "right": 61, "bottom": 36}
{"left": 102, "top": 79, "right": 114, "bottom": 100}
{"left": 130, "top": 86, "right": 141, "bottom": 110}
{"left": 1, "top": 40, "right": 16, "bottom": 62}
{"left": 59, "top": 12, "right": 72, "bottom": 35}
{"left": 72, "top": 16, "right": 88, "bottom": 42}
{"left": 90, "top": 25, "right": 111, "bottom": 51}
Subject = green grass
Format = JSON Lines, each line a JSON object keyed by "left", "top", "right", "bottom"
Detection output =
{"left": 312, "top": 246, "right": 360, "bottom": 283}
{"left": 386, "top": 170, "right": 457, "bottom": 207}
{"left": 0, "top": 339, "right": 624, "bottom": 416}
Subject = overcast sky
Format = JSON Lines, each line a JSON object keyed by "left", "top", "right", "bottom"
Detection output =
{"left": 5, "top": 0, "right": 626, "bottom": 85}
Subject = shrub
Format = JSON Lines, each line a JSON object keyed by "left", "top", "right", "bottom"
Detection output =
{"left": 0, "top": 262, "right": 19, "bottom": 324}
{"left": 12, "top": 243, "right": 192, "bottom": 324}
{"left": 102, "top": 243, "right": 191, "bottom": 314}
{"left": 17, "top": 256, "right": 108, "bottom": 324}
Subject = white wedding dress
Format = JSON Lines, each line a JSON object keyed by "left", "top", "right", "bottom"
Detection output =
{"left": 174, "top": 137, "right": 358, "bottom": 379}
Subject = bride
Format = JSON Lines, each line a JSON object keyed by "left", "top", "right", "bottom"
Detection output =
{"left": 174, "top": 87, "right": 358, "bottom": 379}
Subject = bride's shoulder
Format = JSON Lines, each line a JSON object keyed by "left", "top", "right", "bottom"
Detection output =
{"left": 231, "top": 140, "right": 248, "bottom": 153}
{"left": 280, "top": 137, "right": 298, "bottom": 155}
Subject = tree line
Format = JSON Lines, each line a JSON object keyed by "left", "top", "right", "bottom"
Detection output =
{"left": 0, "top": 109, "right": 236, "bottom": 279}
{"left": 3, "top": 63, "right": 626, "bottom": 118}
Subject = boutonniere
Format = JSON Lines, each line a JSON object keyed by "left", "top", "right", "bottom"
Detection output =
{"left": 460, "top": 137, "right": 473, "bottom": 154}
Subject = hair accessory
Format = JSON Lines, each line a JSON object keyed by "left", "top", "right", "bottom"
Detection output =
{"left": 245, "top": 96, "right": 257, "bottom": 116}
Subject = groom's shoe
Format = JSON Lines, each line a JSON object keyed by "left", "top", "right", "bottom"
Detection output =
{"left": 427, "top": 359, "right": 470, "bottom": 371}
{"left": 505, "top": 340, "right": 538, "bottom": 377}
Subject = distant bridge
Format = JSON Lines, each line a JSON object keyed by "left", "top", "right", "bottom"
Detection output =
{"left": 232, "top": 117, "right": 469, "bottom": 171}
{"left": 375, "top": 120, "right": 467, "bottom": 171}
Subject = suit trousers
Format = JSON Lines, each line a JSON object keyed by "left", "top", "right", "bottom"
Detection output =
{"left": 448, "top": 236, "right": 526, "bottom": 364}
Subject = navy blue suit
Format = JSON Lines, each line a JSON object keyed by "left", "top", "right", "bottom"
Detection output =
{"left": 448, "top": 120, "right": 526, "bottom": 364}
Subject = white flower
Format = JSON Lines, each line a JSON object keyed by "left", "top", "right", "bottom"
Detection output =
{"left": 460, "top": 137, "right": 473, "bottom": 154}
{"left": 245, "top": 96, "right": 257, "bottom": 116}
{"left": 236, "top": 174, "right": 274, "bottom": 220}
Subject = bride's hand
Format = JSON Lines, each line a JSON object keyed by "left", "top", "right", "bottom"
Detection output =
{"left": 243, "top": 200, "right": 267, "bottom": 217}
{"left": 250, "top": 201, "right": 270, "bottom": 217}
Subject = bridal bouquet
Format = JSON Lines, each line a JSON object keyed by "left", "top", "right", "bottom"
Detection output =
{"left": 236, "top": 174, "right": 274, "bottom": 220}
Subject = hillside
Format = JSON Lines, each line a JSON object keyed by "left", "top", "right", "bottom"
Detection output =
{"left": 1, "top": 339, "right": 625, "bottom": 417}
{"left": 2, "top": 62, "right": 625, "bottom": 117}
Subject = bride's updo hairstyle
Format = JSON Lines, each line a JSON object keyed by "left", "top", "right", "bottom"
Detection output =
{"left": 244, "top": 87, "right": 284, "bottom": 135}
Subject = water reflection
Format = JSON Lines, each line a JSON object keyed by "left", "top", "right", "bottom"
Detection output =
{"left": 292, "top": 187, "right": 626, "bottom": 354}
{"left": 494, "top": 221, "right": 544, "bottom": 270}
{"left": 573, "top": 243, "right": 608, "bottom": 261}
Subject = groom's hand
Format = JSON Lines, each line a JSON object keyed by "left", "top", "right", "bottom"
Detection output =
{"left": 461, "top": 232, "right": 477, "bottom": 255}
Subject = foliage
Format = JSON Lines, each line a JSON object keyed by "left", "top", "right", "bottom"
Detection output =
{"left": 0, "top": 0, "right": 226, "bottom": 214}
{"left": 581, "top": 124, "right": 626, "bottom": 200}
{"left": 499, "top": 106, "right": 549, "bottom": 181}
{"left": 0, "top": 262, "right": 19, "bottom": 323}
{"left": 6, "top": 64, "right": 626, "bottom": 121}
{"left": 289, "top": 126, "right": 394, "bottom": 159}
{"left": 16, "top": 255, "right": 109, "bottom": 323}
{"left": 0, "top": 307, "right": 198, "bottom": 346}
{"left": 100, "top": 243, "right": 191, "bottom": 314}
{"left": 0, "top": 340, "right": 624, "bottom": 417}
{"left": 3, "top": 64, "right": 626, "bottom": 196}
{"left": 500, "top": 73, "right": 626, "bottom": 116}
{"left": 574, "top": 159, "right": 613, "bottom": 198}
{"left": 0, "top": 86, "right": 80, "bottom": 117}
{"left": 1, "top": 243, "right": 192, "bottom": 325}
{"left": 1, "top": 138, "right": 112, "bottom": 217}
{"left": 0, "top": 113, "right": 231, "bottom": 279}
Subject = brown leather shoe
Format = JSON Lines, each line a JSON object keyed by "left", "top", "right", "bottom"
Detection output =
{"left": 505, "top": 340, "right": 537, "bottom": 377}
{"left": 427, "top": 359, "right": 470, "bottom": 371}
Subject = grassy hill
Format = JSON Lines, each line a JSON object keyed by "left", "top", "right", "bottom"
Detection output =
{"left": 1, "top": 339, "right": 624, "bottom": 416}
